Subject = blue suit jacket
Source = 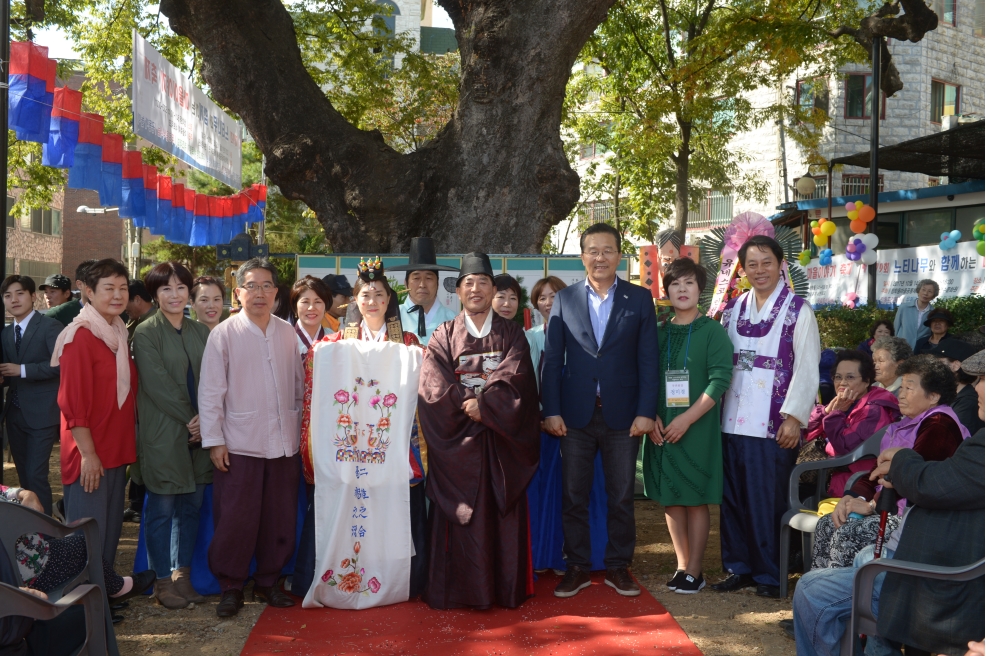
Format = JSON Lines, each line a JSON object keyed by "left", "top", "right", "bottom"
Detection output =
{"left": 541, "top": 277, "right": 659, "bottom": 431}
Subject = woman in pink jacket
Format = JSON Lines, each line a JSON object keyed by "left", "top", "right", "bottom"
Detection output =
{"left": 806, "top": 349, "right": 900, "bottom": 497}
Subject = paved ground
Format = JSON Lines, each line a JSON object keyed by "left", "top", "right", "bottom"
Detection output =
{"left": 4, "top": 447, "right": 797, "bottom": 655}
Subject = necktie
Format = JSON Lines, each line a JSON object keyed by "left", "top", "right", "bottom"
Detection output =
{"left": 408, "top": 305, "right": 426, "bottom": 337}
{"left": 11, "top": 325, "right": 21, "bottom": 408}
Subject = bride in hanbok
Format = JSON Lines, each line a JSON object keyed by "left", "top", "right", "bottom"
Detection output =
{"left": 298, "top": 258, "right": 426, "bottom": 609}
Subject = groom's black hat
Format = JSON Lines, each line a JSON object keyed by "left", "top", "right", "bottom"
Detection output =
{"left": 388, "top": 237, "right": 459, "bottom": 274}
{"left": 456, "top": 252, "right": 496, "bottom": 286}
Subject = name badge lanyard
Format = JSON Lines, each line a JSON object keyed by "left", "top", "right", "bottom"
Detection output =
{"left": 665, "top": 321, "right": 693, "bottom": 409}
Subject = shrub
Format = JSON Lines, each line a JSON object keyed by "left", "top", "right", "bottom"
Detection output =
{"left": 815, "top": 294, "right": 984, "bottom": 349}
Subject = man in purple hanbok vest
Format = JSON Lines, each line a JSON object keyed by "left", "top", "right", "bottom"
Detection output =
{"left": 711, "top": 236, "right": 820, "bottom": 598}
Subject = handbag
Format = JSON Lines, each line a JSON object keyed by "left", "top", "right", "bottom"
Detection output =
{"left": 796, "top": 438, "right": 829, "bottom": 485}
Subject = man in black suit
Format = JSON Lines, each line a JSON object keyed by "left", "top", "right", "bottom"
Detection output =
{"left": 542, "top": 222, "right": 659, "bottom": 599}
{"left": 1, "top": 275, "right": 63, "bottom": 515}
{"left": 793, "top": 350, "right": 985, "bottom": 656}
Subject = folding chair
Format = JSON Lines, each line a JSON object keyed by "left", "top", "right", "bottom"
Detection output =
{"left": 840, "top": 556, "right": 985, "bottom": 655}
{"left": 779, "top": 427, "right": 887, "bottom": 597}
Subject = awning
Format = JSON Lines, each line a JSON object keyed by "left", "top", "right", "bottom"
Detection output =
{"left": 831, "top": 119, "right": 984, "bottom": 179}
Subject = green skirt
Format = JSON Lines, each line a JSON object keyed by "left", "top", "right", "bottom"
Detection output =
{"left": 642, "top": 422, "right": 723, "bottom": 507}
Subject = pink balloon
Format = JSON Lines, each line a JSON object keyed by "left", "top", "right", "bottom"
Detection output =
{"left": 846, "top": 243, "right": 856, "bottom": 253}
{"left": 847, "top": 292, "right": 857, "bottom": 300}
{"left": 845, "top": 202, "right": 856, "bottom": 212}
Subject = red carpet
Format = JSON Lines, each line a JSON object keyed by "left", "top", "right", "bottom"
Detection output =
{"left": 242, "top": 572, "right": 702, "bottom": 655}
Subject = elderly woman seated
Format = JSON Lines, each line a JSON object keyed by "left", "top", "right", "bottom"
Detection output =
{"left": 810, "top": 355, "right": 970, "bottom": 571}
{"left": 1, "top": 486, "right": 154, "bottom": 600}
{"left": 871, "top": 336, "right": 913, "bottom": 397}
{"left": 806, "top": 350, "right": 901, "bottom": 497}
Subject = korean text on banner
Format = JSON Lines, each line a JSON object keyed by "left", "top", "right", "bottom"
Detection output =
{"left": 132, "top": 30, "right": 242, "bottom": 188}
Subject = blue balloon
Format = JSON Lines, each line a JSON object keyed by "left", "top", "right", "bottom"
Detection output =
{"left": 949, "top": 230, "right": 962, "bottom": 241}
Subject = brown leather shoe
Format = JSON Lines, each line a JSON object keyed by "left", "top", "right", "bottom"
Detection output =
{"left": 553, "top": 566, "right": 591, "bottom": 598}
{"left": 252, "top": 582, "right": 296, "bottom": 608}
{"left": 604, "top": 567, "right": 641, "bottom": 596}
{"left": 216, "top": 589, "right": 244, "bottom": 617}
{"left": 172, "top": 567, "right": 207, "bottom": 604}
{"left": 152, "top": 577, "right": 189, "bottom": 610}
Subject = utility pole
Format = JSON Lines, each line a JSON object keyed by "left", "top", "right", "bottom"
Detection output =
{"left": 868, "top": 37, "right": 881, "bottom": 306}
{"left": 1, "top": 0, "right": 10, "bottom": 308}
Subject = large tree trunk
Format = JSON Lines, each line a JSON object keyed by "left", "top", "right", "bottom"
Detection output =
{"left": 159, "top": 0, "right": 615, "bottom": 253}
{"left": 671, "top": 116, "right": 691, "bottom": 239}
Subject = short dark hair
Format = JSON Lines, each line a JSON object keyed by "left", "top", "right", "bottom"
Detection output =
{"left": 290, "top": 276, "right": 332, "bottom": 319}
{"left": 128, "top": 280, "right": 153, "bottom": 303}
{"left": 531, "top": 276, "right": 567, "bottom": 305}
{"left": 83, "top": 259, "right": 129, "bottom": 290}
{"left": 580, "top": 223, "right": 622, "bottom": 253}
{"left": 494, "top": 274, "right": 522, "bottom": 299}
{"left": 235, "top": 258, "right": 278, "bottom": 287}
{"left": 192, "top": 276, "right": 226, "bottom": 302}
{"left": 353, "top": 275, "right": 394, "bottom": 301}
{"left": 75, "top": 259, "right": 98, "bottom": 283}
{"left": 737, "top": 235, "right": 784, "bottom": 268}
{"left": 273, "top": 284, "right": 293, "bottom": 321}
{"left": 832, "top": 349, "right": 876, "bottom": 386}
{"left": 144, "top": 262, "right": 194, "bottom": 302}
{"left": 869, "top": 320, "right": 894, "bottom": 339}
{"left": 897, "top": 355, "right": 957, "bottom": 406}
{"left": 662, "top": 257, "right": 707, "bottom": 294}
{"left": 1, "top": 275, "right": 35, "bottom": 296}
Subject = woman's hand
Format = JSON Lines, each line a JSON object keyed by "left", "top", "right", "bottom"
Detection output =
{"left": 661, "top": 415, "right": 693, "bottom": 444}
{"left": 80, "top": 453, "right": 105, "bottom": 493}
{"left": 826, "top": 388, "right": 859, "bottom": 414}
{"left": 649, "top": 417, "right": 665, "bottom": 445}
{"left": 187, "top": 415, "right": 201, "bottom": 439}
{"left": 831, "top": 494, "right": 875, "bottom": 529}
{"left": 16, "top": 489, "right": 44, "bottom": 513}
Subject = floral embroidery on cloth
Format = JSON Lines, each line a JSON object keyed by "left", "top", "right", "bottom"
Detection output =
{"left": 333, "top": 379, "right": 398, "bottom": 463}
{"left": 320, "top": 542, "right": 382, "bottom": 595}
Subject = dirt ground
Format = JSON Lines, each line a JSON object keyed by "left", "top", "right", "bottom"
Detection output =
{"left": 4, "top": 446, "right": 796, "bottom": 655}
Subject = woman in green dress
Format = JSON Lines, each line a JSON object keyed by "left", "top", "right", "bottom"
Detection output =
{"left": 643, "top": 257, "right": 733, "bottom": 594}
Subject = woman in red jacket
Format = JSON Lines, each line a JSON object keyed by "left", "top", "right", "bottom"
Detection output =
{"left": 52, "top": 258, "right": 153, "bottom": 600}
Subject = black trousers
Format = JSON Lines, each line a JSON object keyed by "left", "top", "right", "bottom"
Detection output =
{"left": 4, "top": 406, "right": 58, "bottom": 515}
{"left": 560, "top": 405, "right": 641, "bottom": 569}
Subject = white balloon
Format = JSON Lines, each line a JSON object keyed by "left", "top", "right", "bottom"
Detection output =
{"left": 861, "top": 250, "right": 878, "bottom": 265}
{"left": 861, "top": 233, "right": 879, "bottom": 249}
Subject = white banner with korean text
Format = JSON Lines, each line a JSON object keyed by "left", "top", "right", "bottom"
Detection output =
{"left": 804, "top": 241, "right": 984, "bottom": 308}
{"left": 132, "top": 31, "right": 242, "bottom": 188}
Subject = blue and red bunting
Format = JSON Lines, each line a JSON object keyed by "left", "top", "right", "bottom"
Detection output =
{"left": 8, "top": 42, "right": 53, "bottom": 142}
{"left": 42, "top": 87, "right": 83, "bottom": 168}
{"left": 99, "top": 133, "right": 124, "bottom": 208}
{"left": 169, "top": 183, "right": 186, "bottom": 244}
{"left": 67, "top": 113, "right": 104, "bottom": 192}
{"left": 155, "top": 176, "right": 173, "bottom": 237}
{"left": 141, "top": 165, "right": 158, "bottom": 231}
{"left": 119, "top": 151, "right": 146, "bottom": 219}
{"left": 190, "top": 193, "right": 209, "bottom": 246}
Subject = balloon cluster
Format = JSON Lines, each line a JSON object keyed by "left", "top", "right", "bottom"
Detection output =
{"left": 848, "top": 233, "right": 880, "bottom": 265}
{"left": 974, "top": 220, "right": 985, "bottom": 256}
{"left": 939, "top": 229, "right": 962, "bottom": 251}
{"left": 798, "top": 249, "right": 812, "bottom": 266}
{"left": 843, "top": 291, "right": 859, "bottom": 309}
{"left": 818, "top": 248, "right": 834, "bottom": 266}
{"left": 847, "top": 201, "right": 876, "bottom": 234}
{"left": 811, "top": 218, "right": 837, "bottom": 246}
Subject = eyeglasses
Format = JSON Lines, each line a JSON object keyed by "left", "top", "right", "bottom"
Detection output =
{"left": 833, "top": 374, "right": 859, "bottom": 383}
{"left": 241, "top": 282, "right": 276, "bottom": 293}
{"left": 583, "top": 249, "right": 619, "bottom": 259}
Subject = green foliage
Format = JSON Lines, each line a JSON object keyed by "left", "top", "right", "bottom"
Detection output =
{"left": 562, "top": 0, "right": 873, "bottom": 238}
{"left": 815, "top": 306, "right": 895, "bottom": 350}
{"left": 815, "top": 295, "right": 985, "bottom": 349}
{"left": 139, "top": 237, "right": 222, "bottom": 279}
{"left": 932, "top": 295, "right": 985, "bottom": 336}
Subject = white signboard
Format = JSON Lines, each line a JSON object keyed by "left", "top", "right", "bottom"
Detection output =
{"left": 804, "top": 241, "right": 984, "bottom": 308}
{"left": 132, "top": 31, "right": 242, "bottom": 188}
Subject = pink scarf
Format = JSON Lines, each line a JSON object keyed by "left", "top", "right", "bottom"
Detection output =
{"left": 51, "top": 303, "right": 131, "bottom": 408}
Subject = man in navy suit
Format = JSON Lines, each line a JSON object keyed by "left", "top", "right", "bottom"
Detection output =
{"left": 542, "top": 223, "right": 659, "bottom": 598}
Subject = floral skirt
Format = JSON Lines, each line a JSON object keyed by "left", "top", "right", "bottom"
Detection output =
{"left": 811, "top": 512, "right": 902, "bottom": 570}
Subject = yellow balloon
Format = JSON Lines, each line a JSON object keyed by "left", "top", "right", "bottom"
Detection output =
{"left": 848, "top": 210, "right": 859, "bottom": 221}
{"left": 813, "top": 235, "right": 828, "bottom": 247}
{"left": 855, "top": 200, "right": 864, "bottom": 209}
{"left": 822, "top": 221, "right": 837, "bottom": 236}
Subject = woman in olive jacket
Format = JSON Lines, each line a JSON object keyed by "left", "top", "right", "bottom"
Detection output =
{"left": 132, "top": 262, "right": 212, "bottom": 610}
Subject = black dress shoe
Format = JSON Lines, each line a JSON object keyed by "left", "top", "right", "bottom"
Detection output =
{"left": 110, "top": 570, "right": 155, "bottom": 605}
{"left": 756, "top": 584, "right": 781, "bottom": 598}
{"left": 780, "top": 619, "right": 795, "bottom": 640}
{"left": 710, "top": 573, "right": 756, "bottom": 592}
{"left": 111, "top": 614, "right": 124, "bottom": 624}
{"left": 111, "top": 600, "right": 129, "bottom": 611}
{"left": 216, "top": 589, "right": 245, "bottom": 617}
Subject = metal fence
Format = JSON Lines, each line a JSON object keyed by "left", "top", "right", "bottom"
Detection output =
{"left": 841, "top": 174, "right": 884, "bottom": 197}
{"left": 687, "top": 190, "right": 734, "bottom": 231}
